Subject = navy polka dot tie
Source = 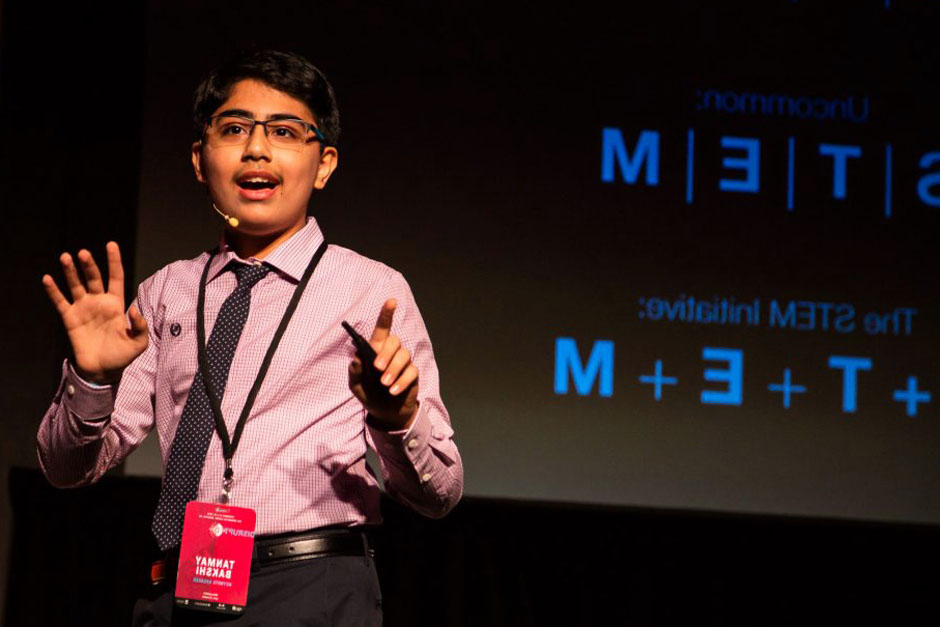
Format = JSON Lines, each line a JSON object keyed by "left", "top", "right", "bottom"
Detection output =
{"left": 152, "top": 261, "right": 270, "bottom": 551}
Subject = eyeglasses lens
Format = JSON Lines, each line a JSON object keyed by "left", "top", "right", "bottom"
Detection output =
{"left": 207, "top": 117, "right": 310, "bottom": 148}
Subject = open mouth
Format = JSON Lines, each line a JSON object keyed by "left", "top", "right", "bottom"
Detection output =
{"left": 236, "top": 172, "right": 280, "bottom": 199}
{"left": 237, "top": 175, "right": 279, "bottom": 190}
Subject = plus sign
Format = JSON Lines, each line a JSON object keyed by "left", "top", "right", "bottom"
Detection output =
{"left": 767, "top": 368, "right": 807, "bottom": 409}
{"left": 639, "top": 359, "right": 678, "bottom": 401}
{"left": 892, "top": 376, "right": 931, "bottom": 417}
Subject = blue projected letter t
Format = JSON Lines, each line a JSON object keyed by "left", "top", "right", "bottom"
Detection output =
{"left": 819, "top": 144, "right": 861, "bottom": 200}
{"left": 827, "top": 355, "right": 872, "bottom": 413}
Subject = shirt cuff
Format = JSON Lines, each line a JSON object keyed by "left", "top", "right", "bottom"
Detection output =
{"left": 367, "top": 402, "right": 430, "bottom": 465}
{"left": 63, "top": 360, "right": 116, "bottom": 423}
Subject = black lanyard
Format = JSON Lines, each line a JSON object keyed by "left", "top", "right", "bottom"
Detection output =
{"left": 196, "top": 239, "right": 328, "bottom": 500}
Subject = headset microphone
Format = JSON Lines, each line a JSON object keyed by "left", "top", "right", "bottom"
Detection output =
{"left": 211, "top": 202, "right": 240, "bottom": 228}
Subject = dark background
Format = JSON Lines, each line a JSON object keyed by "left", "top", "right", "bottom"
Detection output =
{"left": 3, "top": 1, "right": 940, "bottom": 624}
{"left": 127, "top": 0, "right": 940, "bottom": 520}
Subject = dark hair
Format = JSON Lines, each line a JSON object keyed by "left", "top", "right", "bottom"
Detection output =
{"left": 193, "top": 49, "right": 340, "bottom": 146}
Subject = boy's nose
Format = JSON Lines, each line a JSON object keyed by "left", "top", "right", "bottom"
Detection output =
{"left": 242, "top": 124, "right": 272, "bottom": 160}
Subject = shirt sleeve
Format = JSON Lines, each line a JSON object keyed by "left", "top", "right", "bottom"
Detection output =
{"left": 36, "top": 279, "right": 161, "bottom": 488}
{"left": 365, "top": 271, "right": 463, "bottom": 518}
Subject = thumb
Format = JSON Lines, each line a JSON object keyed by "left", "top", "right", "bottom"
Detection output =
{"left": 128, "top": 305, "right": 149, "bottom": 339}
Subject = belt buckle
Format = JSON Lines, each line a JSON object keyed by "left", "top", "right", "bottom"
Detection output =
{"left": 151, "top": 558, "right": 166, "bottom": 586}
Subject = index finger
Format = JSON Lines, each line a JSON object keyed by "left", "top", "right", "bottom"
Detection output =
{"left": 41, "top": 274, "right": 71, "bottom": 317}
{"left": 106, "top": 242, "right": 125, "bottom": 298}
{"left": 370, "top": 298, "right": 397, "bottom": 345}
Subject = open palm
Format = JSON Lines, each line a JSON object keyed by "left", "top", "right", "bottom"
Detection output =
{"left": 42, "top": 242, "right": 148, "bottom": 384}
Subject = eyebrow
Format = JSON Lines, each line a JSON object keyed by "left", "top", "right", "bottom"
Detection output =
{"left": 214, "top": 109, "right": 309, "bottom": 122}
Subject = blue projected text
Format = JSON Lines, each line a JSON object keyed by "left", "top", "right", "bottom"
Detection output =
{"left": 637, "top": 295, "right": 916, "bottom": 337}
{"left": 553, "top": 338, "right": 932, "bottom": 418}
{"left": 600, "top": 126, "right": 940, "bottom": 215}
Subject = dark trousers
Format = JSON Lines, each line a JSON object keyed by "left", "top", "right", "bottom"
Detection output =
{"left": 132, "top": 555, "right": 382, "bottom": 626}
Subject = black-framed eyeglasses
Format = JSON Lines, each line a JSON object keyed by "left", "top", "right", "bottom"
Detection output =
{"left": 204, "top": 114, "right": 326, "bottom": 149}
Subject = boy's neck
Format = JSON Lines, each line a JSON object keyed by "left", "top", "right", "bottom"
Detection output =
{"left": 225, "top": 220, "right": 307, "bottom": 260}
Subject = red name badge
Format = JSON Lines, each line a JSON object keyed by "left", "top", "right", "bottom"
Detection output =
{"left": 174, "top": 501, "right": 256, "bottom": 615}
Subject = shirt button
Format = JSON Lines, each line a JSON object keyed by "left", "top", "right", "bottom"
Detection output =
{"left": 67, "top": 384, "right": 76, "bottom": 397}
{"left": 420, "top": 473, "right": 432, "bottom": 483}
{"left": 407, "top": 438, "right": 418, "bottom": 450}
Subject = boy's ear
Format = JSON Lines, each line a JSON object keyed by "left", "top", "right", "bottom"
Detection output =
{"left": 313, "top": 146, "right": 338, "bottom": 190}
{"left": 192, "top": 141, "right": 206, "bottom": 183}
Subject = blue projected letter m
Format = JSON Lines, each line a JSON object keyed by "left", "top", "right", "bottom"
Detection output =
{"left": 554, "top": 338, "right": 614, "bottom": 397}
{"left": 601, "top": 128, "right": 659, "bottom": 185}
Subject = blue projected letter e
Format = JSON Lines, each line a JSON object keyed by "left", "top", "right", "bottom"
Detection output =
{"left": 718, "top": 137, "right": 760, "bottom": 194}
{"left": 701, "top": 347, "right": 743, "bottom": 406}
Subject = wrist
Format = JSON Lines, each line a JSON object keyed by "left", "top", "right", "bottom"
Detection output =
{"left": 366, "top": 403, "right": 419, "bottom": 432}
{"left": 70, "top": 359, "right": 122, "bottom": 386}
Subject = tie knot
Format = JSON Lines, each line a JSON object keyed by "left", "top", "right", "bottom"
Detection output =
{"left": 231, "top": 262, "right": 270, "bottom": 289}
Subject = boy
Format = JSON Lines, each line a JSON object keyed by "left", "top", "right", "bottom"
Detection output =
{"left": 38, "top": 49, "right": 462, "bottom": 626}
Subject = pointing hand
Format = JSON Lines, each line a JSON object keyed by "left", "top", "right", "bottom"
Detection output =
{"left": 348, "top": 299, "right": 419, "bottom": 429}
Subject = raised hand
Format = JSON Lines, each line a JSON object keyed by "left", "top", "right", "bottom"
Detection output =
{"left": 348, "top": 299, "right": 419, "bottom": 429}
{"left": 41, "top": 242, "right": 148, "bottom": 385}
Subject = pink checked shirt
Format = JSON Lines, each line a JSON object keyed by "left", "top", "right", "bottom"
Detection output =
{"left": 37, "top": 218, "right": 463, "bottom": 534}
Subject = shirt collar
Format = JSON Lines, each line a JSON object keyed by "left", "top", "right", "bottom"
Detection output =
{"left": 206, "top": 217, "right": 325, "bottom": 284}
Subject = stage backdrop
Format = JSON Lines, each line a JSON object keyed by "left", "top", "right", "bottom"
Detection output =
{"left": 125, "top": 1, "right": 940, "bottom": 523}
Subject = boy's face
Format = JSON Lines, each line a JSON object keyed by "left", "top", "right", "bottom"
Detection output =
{"left": 191, "top": 78, "right": 337, "bottom": 240}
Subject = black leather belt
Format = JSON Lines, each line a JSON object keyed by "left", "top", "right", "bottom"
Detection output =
{"left": 152, "top": 527, "right": 373, "bottom": 585}
{"left": 254, "top": 528, "right": 373, "bottom": 567}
